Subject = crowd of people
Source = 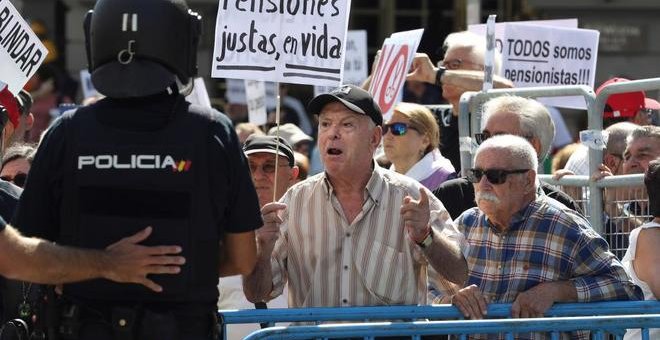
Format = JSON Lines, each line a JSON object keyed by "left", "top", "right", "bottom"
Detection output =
{"left": 0, "top": 0, "right": 657, "bottom": 339}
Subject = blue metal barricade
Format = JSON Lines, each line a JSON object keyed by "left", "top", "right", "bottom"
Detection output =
{"left": 218, "top": 301, "right": 660, "bottom": 339}
{"left": 242, "top": 314, "right": 660, "bottom": 340}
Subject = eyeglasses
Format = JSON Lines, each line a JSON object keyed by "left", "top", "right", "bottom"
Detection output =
{"left": 382, "top": 122, "right": 418, "bottom": 136}
{"left": 474, "top": 131, "right": 534, "bottom": 145}
{"left": 438, "top": 58, "right": 484, "bottom": 70}
{"left": 248, "top": 163, "right": 289, "bottom": 175}
{"left": 1, "top": 173, "right": 27, "bottom": 188}
{"left": 466, "top": 168, "right": 530, "bottom": 184}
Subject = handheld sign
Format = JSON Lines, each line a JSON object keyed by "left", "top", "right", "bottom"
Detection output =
{"left": 499, "top": 24, "right": 599, "bottom": 109}
{"left": 0, "top": 0, "right": 49, "bottom": 95}
{"left": 244, "top": 79, "right": 267, "bottom": 125}
{"left": 314, "top": 30, "right": 368, "bottom": 97}
{"left": 212, "top": 0, "right": 352, "bottom": 87}
{"left": 469, "top": 20, "right": 597, "bottom": 109}
{"left": 368, "top": 29, "right": 424, "bottom": 119}
{"left": 482, "top": 15, "right": 496, "bottom": 92}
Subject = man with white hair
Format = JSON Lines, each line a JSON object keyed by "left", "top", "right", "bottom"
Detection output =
{"left": 434, "top": 95, "right": 579, "bottom": 220}
{"left": 407, "top": 31, "right": 513, "bottom": 172}
{"left": 243, "top": 85, "right": 468, "bottom": 308}
{"left": 451, "top": 135, "right": 640, "bottom": 338}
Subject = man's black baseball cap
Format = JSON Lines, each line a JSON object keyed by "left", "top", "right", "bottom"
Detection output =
{"left": 243, "top": 135, "right": 295, "bottom": 167}
{"left": 308, "top": 84, "right": 382, "bottom": 126}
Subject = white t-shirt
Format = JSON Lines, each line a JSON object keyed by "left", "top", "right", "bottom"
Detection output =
{"left": 621, "top": 221, "right": 659, "bottom": 340}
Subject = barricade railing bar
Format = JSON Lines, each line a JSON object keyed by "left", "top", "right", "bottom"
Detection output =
{"left": 456, "top": 84, "right": 595, "bottom": 177}
{"left": 218, "top": 301, "right": 660, "bottom": 339}
{"left": 242, "top": 314, "right": 660, "bottom": 340}
{"left": 455, "top": 77, "right": 660, "bottom": 235}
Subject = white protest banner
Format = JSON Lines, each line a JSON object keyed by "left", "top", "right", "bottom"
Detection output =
{"left": 244, "top": 79, "right": 267, "bottom": 125}
{"left": 212, "top": 0, "right": 351, "bottom": 87}
{"left": 368, "top": 29, "right": 424, "bottom": 119}
{"left": 0, "top": 0, "right": 48, "bottom": 95}
{"left": 79, "top": 70, "right": 99, "bottom": 99}
{"left": 499, "top": 24, "right": 599, "bottom": 108}
{"left": 314, "top": 30, "right": 368, "bottom": 97}
{"left": 185, "top": 78, "right": 212, "bottom": 108}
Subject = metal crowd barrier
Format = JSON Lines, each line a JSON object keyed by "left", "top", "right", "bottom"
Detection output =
{"left": 243, "top": 314, "right": 660, "bottom": 340}
{"left": 456, "top": 84, "right": 595, "bottom": 176}
{"left": 539, "top": 173, "right": 649, "bottom": 258}
{"left": 218, "top": 301, "right": 660, "bottom": 339}
{"left": 455, "top": 77, "right": 660, "bottom": 238}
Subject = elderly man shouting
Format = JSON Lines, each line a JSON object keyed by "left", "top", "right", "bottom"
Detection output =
{"left": 244, "top": 85, "right": 467, "bottom": 308}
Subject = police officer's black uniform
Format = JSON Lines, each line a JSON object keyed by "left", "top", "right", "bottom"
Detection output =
{"left": 11, "top": 0, "right": 262, "bottom": 339}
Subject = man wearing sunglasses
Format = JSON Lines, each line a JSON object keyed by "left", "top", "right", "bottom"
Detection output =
{"left": 244, "top": 85, "right": 468, "bottom": 310}
{"left": 450, "top": 135, "right": 639, "bottom": 334}
{"left": 434, "top": 96, "right": 579, "bottom": 220}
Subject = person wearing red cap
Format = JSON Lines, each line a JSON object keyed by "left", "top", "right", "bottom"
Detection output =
{"left": 597, "top": 77, "right": 646, "bottom": 127}
{"left": 632, "top": 97, "right": 660, "bottom": 126}
{"left": 0, "top": 87, "right": 21, "bottom": 151}
{"left": 7, "top": 90, "right": 35, "bottom": 146}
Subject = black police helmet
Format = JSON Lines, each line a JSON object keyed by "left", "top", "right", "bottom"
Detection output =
{"left": 84, "top": 0, "right": 202, "bottom": 98}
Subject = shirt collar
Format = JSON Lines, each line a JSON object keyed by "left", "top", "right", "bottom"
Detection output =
{"left": 321, "top": 161, "right": 383, "bottom": 206}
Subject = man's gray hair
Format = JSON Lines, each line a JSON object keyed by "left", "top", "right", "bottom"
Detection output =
{"left": 627, "top": 125, "right": 660, "bottom": 146}
{"left": 605, "top": 122, "right": 638, "bottom": 156}
{"left": 482, "top": 95, "right": 555, "bottom": 162}
{"left": 475, "top": 134, "right": 538, "bottom": 171}
{"left": 443, "top": 31, "right": 502, "bottom": 75}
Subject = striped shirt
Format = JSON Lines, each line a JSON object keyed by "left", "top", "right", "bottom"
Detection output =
{"left": 269, "top": 165, "right": 463, "bottom": 307}
{"left": 457, "top": 195, "right": 641, "bottom": 339}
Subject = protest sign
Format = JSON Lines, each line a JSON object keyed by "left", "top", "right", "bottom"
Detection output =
{"left": 0, "top": 0, "right": 48, "bottom": 95}
{"left": 499, "top": 24, "right": 599, "bottom": 108}
{"left": 482, "top": 15, "right": 496, "bottom": 92}
{"left": 368, "top": 29, "right": 424, "bottom": 119}
{"left": 244, "top": 79, "right": 267, "bottom": 125}
{"left": 212, "top": 0, "right": 351, "bottom": 87}
{"left": 314, "top": 30, "right": 367, "bottom": 97}
{"left": 469, "top": 20, "right": 597, "bottom": 109}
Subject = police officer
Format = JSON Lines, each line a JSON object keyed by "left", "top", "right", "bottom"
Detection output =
{"left": 11, "top": 0, "right": 261, "bottom": 338}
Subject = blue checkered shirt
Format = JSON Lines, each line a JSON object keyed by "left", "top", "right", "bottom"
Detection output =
{"left": 456, "top": 195, "right": 641, "bottom": 339}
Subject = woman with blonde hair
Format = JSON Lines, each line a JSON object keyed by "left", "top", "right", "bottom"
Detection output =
{"left": 383, "top": 102, "right": 456, "bottom": 190}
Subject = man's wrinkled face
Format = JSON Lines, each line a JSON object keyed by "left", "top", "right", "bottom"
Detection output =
{"left": 317, "top": 102, "right": 380, "bottom": 177}
{"left": 623, "top": 136, "right": 660, "bottom": 174}
{"left": 441, "top": 46, "right": 483, "bottom": 107}
{"left": 473, "top": 148, "right": 529, "bottom": 221}
{"left": 247, "top": 153, "right": 296, "bottom": 207}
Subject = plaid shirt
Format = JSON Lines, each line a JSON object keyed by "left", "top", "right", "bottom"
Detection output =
{"left": 456, "top": 195, "right": 641, "bottom": 339}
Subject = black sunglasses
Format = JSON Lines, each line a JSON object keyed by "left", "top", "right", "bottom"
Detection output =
{"left": 382, "top": 122, "right": 418, "bottom": 136}
{"left": 466, "top": 168, "right": 530, "bottom": 185}
{"left": 1, "top": 173, "right": 27, "bottom": 188}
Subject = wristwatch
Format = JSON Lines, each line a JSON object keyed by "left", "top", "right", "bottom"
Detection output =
{"left": 417, "top": 229, "right": 433, "bottom": 249}
{"left": 435, "top": 66, "right": 446, "bottom": 87}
